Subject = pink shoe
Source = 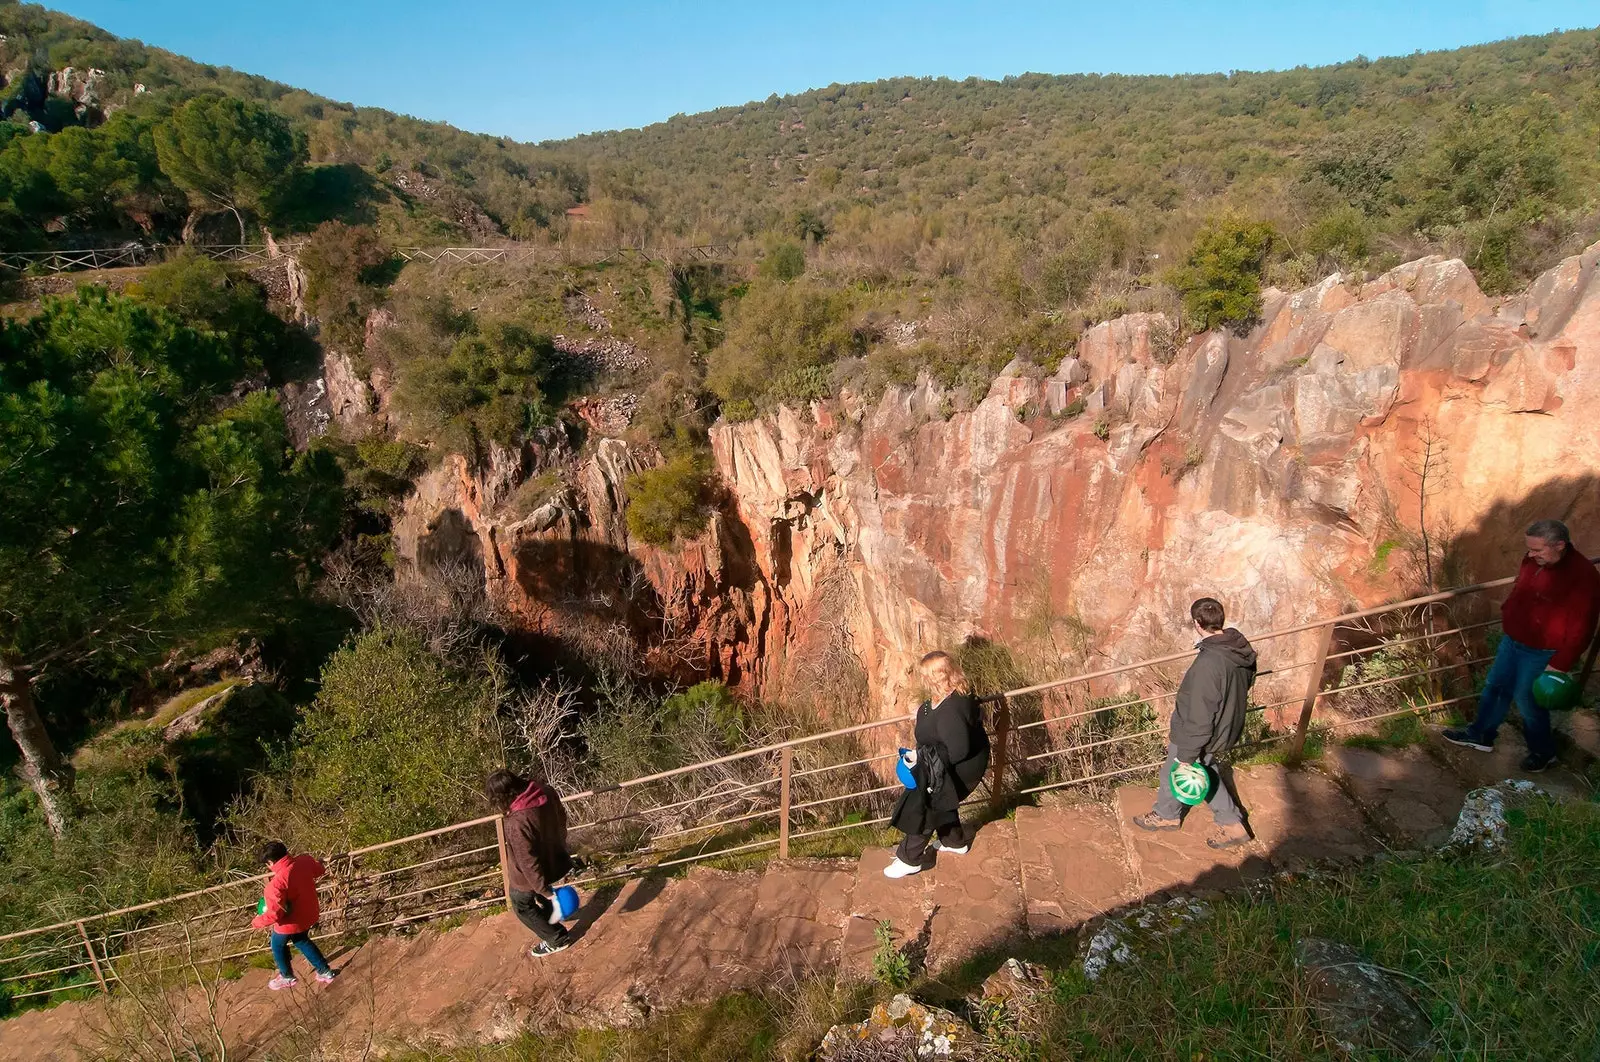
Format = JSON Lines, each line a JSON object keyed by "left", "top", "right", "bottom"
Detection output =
{"left": 268, "top": 975, "right": 297, "bottom": 991}
{"left": 315, "top": 971, "right": 337, "bottom": 985}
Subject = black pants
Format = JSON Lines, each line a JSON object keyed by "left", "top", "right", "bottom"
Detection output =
{"left": 896, "top": 816, "right": 970, "bottom": 865}
{"left": 510, "top": 889, "right": 572, "bottom": 946}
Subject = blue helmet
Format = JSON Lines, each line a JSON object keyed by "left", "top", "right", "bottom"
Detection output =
{"left": 895, "top": 748, "right": 917, "bottom": 790}
{"left": 549, "top": 885, "right": 580, "bottom": 924}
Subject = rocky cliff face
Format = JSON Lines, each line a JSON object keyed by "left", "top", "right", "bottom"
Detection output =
{"left": 393, "top": 244, "right": 1600, "bottom": 723}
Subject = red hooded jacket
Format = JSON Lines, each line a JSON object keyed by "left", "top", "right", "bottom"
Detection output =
{"left": 250, "top": 854, "right": 325, "bottom": 935}
{"left": 1501, "top": 546, "right": 1600, "bottom": 672}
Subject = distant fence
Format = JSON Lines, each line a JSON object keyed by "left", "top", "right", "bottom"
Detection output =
{"left": 0, "top": 242, "right": 739, "bottom": 276}
{"left": 2, "top": 564, "right": 1596, "bottom": 1006}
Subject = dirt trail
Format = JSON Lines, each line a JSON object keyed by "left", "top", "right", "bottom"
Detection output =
{"left": 1, "top": 731, "right": 1589, "bottom": 1061}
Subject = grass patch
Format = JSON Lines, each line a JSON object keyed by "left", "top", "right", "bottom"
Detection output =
{"left": 1341, "top": 711, "right": 1428, "bottom": 751}
{"left": 146, "top": 679, "right": 242, "bottom": 729}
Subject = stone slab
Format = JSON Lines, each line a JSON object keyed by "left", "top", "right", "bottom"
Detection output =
{"left": 1425, "top": 728, "right": 1588, "bottom": 800}
{"left": 840, "top": 846, "right": 936, "bottom": 978}
{"left": 1230, "top": 763, "right": 1377, "bottom": 869}
{"left": 1014, "top": 798, "right": 1139, "bottom": 935}
{"left": 636, "top": 867, "right": 766, "bottom": 1003}
{"left": 1113, "top": 785, "right": 1272, "bottom": 898}
{"left": 1326, "top": 746, "right": 1467, "bottom": 847}
{"left": 925, "top": 819, "right": 1026, "bottom": 971}
{"left": 737, "top": 861, "right": 856, "bottom": 979}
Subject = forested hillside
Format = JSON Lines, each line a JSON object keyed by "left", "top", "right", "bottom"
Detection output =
{"left": 4, "top": 2, "right": 1600, "bottom": 1012}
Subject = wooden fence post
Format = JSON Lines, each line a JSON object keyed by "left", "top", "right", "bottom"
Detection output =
{"left": 777, "top": 747, "right": 793, "bottom": 860}
{"left": 990, "top": 695, "right": 1012, "bottom": 811}
{"left": 75, "top": 920, "right": 108, "bottom": 995}
{"left": 1287, "top": 623, "right": 1336, "bottom": 764}
{"left": 494, "top": 816, "right": 514, "bottom": 913}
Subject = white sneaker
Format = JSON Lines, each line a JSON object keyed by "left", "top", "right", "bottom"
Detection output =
{"left": 933, "top": 840, "right": 969, "bottom": 855}
{"left": 883, "top": 856, "right": 924, "bottom": 879}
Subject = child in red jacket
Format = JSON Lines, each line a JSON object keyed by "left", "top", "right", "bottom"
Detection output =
{"left": 251, "top": 840, "right": 336, "bottom": 990}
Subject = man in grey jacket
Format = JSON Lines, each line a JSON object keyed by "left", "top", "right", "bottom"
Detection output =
{"left": 1131, "top": 597, "right": 1256, "bottom": 849}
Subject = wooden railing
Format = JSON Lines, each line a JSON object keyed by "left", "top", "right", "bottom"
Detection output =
{"left": 2, "top": 564, "right": 1595, "bottom": 1006}
{"left": 0, "top": 243, "right": 738, "bottom": 275}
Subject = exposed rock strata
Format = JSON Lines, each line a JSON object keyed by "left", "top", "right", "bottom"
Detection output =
{"left": 393, "top": 245, "right": 1600, "bottom": 725}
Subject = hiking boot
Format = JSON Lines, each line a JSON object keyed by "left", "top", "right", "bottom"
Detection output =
{"left": 1519, "top": 752, "right": 1556, "bottom": 773}
{"left": 1443, "top": 728, "right": 1493, "bottom": 752}
{"left": 315, "top": 970, "right": 337, "bottom": 985}
{"left": 267, "top": 975, "right": 297, "bottom": 991}
{"left": 883, "top": 856, "right": 924, "bottom": 879}
{"left": 932, "top": 838, "right": 969, "bottom": 855}
{"left": 1205, "top": 822, "right": 1251, "bottom": 850}
{"left": 530, "top": 940, "right": 570, "bottom": 958}
{"left": 1131, "top": 811, "right": 1182, "bottom": 832}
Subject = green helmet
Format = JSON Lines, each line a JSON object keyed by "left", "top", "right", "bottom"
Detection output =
{"left": 1531, "top": 670, "right": 1579, "bottom": 711}
{"left": 1169, "top": 760, "right": 1214, "bottom": 806}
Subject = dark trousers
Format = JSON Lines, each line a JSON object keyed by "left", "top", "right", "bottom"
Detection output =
{"left": 510, "top": 888, "right": 572, "bottom": 946}
{"left": 896, "top": 816, "right": 970, "bottom": 865}
{"left": 269, "top": 930, "right": 330, "bottom": 978}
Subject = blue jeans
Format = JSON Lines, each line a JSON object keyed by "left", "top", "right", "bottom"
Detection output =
{"left": 1468, "top": 636, "right": 1557, "bottom": 759}
{"left": 270, "top": 930, "right": 330, "bottom": 979}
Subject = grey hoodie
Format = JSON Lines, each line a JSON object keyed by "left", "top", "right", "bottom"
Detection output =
{"left": 1169, "top": 627, "right": 1258, "bottom": 761}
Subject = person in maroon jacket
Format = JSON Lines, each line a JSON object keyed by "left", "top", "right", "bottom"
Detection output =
{"left": 1446, "top": 519, "right": 1600, "bottom": 771}
{"left": 250, "top": 841, "right": 336, "bottom": 990}
{"left": 486, "top": 769, "right": 574, "bottom": 957}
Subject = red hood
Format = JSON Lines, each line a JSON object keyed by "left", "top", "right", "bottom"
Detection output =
{"left": 510, "top": 780, "right": 550, "bottom": 813}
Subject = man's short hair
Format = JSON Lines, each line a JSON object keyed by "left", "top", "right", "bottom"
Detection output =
{"left": 1190, "top": 597, "right": 1226, "bottom": 632}
{"left": 260, "top": 840, "right": 289, "bottom": 865}
{"left": 1526, "top": 519, "right": 1570, "bottom": 545}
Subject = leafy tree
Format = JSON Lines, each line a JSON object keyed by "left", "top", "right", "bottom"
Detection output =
{"left": 761, "top": 241, "right": 807, "bottom": 282}
{"left": 392, "top": 316, "right": 558, "bottom": 453}
{"left": 1168, "top": 214, "right": 1278, "bottom": 334}
{"left": 153, "top": 95, "right": 305, "bottom": 242}
{"left": 131, "top": 250, "right": 316, "bottom": 382}
{"left": 270, "top": 628, "right": 501, "bottom": 848}
{"left": 625, "top": 452, "right": 714, "bottom": 547}
{"left": 706, "top": 279, "right": 858, "bottom": 407}
{"left": 0, "top": 290, "right": 343, "bottom": 834}
{"left": 297, "top": 221, "right": 396, "bottom": 351}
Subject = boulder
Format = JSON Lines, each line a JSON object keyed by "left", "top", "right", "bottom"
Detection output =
{"left": 1080, "top": 896, "right": 1212, "bottom": 981}
{"left": 1296, "top": 938, "right": 1433, "bottom": 1057}
{"left": 1447, "top": 780, "right": 1543, "bottom": 851}
{"left": 818, "top": 993, "right": 976, "bottom": 1060}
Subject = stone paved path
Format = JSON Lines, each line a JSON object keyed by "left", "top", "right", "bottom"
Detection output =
{"left": 1, "top": 730, "right": 1590, "bottom": 1061}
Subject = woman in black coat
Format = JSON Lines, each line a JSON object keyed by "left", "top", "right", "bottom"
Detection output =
{"left": 885, "top": 651, "right": 991, "bottom": 879}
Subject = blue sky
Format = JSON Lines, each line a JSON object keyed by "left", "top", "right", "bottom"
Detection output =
{"left": 46, "top": 1, "right": 1600, "bottom": 143}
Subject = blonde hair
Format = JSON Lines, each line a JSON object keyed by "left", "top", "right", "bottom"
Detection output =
{"left": 919, "top": 651, "right": 971, "bottom": 695}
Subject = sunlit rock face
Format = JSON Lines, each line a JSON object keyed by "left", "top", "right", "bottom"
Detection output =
{"left": 394, "top": 243, "right": 1600, "bottom": 726}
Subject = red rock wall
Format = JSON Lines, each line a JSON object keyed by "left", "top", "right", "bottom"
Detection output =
{"left": 393, "top": 244, "right": 1600, "bottom": 726}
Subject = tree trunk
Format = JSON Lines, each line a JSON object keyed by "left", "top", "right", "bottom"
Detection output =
{"left": 1, "top": 656, "right": 74, "bottom": 837}
{"left": 182, "top": 208, "right": 202, "bottom": 245}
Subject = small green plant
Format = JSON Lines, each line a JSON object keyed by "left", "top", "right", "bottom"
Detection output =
{"left": 1092, "top": 415, "right": 1112, "bottom": 441}
{"left": 1062, "top": 397, "right": 1087, "bottom": 418}
{"left": 871, "top": 920, "right": 912, "bottom": 989}
{"left": 1369, "top": 537, "right": 1403, "bottom": 574}
{"left": 1167, "top": 212, "right": 1277, "bottom": 334}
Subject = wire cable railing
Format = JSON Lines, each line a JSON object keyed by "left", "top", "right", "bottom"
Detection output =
{"left": 2, "top": 563, "right": 1595, "bottom": 1005}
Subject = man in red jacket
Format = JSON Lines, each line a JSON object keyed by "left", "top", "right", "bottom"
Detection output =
{"left": 1446, "top": 519, "right": 1600, "bottom": 771}
{"left": 250, "top": 841, "right": 336, "bottom": 990}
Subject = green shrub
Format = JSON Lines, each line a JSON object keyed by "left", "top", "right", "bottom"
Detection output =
{"left": 625, "top": 452, "right": 714, "bottom": 547}
{"left": 761, "top": 241, "right": 807, "bottom": 281}
{"left": 1168, "top": 213, "right": 1277, "bottom": 334}
{"left": 299, "top": 221, "right": 396, "bottom": 351}
{"left": 245, "top": 628, "right": 501, "bottom": 850}
{"left": 662, "top": 682, "right": 747, "bottom": 748}
{"left": 392, "top": 318, "right": 558, "bottom": 452}
{"left": 705, "top": 278, "right": 858, "bottom": 408}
